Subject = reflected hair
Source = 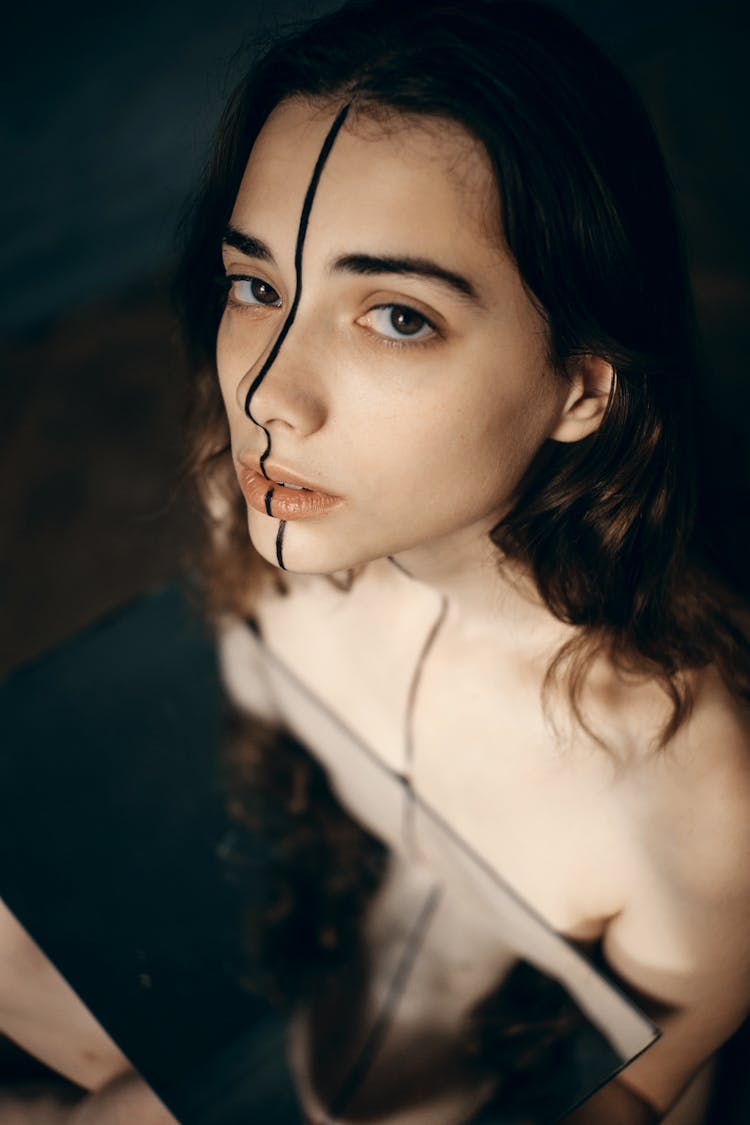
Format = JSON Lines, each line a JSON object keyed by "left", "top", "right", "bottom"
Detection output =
{"left": 175, "top": 0, "right": 750, "bottom": 746}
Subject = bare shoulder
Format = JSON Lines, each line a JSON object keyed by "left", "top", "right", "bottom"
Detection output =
{"left": 622, "top": 665, "right": 750, "bottom": 895}
{"left": 597, "top": 666, "right": 750, "bottom": 1113}
{"left": 681, "top": 665, "right": 750, "bottom": 848}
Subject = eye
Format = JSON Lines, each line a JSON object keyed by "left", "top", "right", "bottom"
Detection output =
{"left": 364, "top": 304, "right": 437, "bottom": 343}
{"left": 225, "top": 274, "right": 282, "bottom": 308}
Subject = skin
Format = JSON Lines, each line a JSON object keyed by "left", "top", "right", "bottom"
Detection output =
{"left": 218, "top": 98, "right": 750, "bottom": 1124}
{"left": 217, "top": 98, "right": 610, "bottom": 583}
{"left": 0, "top": 898, "right": 177, "bottom": 1123}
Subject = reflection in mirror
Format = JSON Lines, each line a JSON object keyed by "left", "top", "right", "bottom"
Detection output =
{"left": 223, "top": 682, "right": 657, "bottom": 1124}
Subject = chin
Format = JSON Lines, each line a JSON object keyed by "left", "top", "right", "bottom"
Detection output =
{"left": 245, "top": 513, "right": 371, "bottom": 577}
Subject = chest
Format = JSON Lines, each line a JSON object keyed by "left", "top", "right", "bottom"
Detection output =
{"left": 245, "top": 567, "right": 631, "bottom": 939}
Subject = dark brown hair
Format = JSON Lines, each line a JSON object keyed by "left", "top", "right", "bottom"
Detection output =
{"left": 175, "top": 0, "right": 750, "bottom": 745}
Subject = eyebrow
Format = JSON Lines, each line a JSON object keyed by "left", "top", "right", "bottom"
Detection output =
{"left": 332, "top": 253, "right": 480, "bottom": 304}
{"left": 222, "top": 226, "right": 275, "bottom": 262}
{"left": 222, "top": 225, "right": 481, "bottom": 305}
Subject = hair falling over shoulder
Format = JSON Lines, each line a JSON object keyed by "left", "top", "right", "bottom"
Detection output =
{"left": 175, "top": 0, "right": 750, "bottom": 748}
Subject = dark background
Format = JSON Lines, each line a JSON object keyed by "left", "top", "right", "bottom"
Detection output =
{"left": 2, "top": 0, "right": 749, "bottom": 674}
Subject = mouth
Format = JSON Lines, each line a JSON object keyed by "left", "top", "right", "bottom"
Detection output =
{"left": 236, "top": 458, "right": 342, "bottom": 521}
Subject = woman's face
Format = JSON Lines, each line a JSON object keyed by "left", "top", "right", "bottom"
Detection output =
{"left": 217, "top": 97, "right": 571, "bottom": 576}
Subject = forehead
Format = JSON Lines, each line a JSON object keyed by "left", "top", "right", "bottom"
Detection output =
{"left": 229, "top": 97, "right": 503, "bottom": 263}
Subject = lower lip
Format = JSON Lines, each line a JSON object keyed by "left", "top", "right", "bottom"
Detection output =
{"left": 238, "top": 468, "right": 342, "bottom": 521}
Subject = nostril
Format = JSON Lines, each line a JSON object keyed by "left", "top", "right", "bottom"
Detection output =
{"left": 237, "top": 362, "right": 328, "bottom": 438}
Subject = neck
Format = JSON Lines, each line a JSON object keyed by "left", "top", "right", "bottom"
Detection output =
{"left": 389, "top": 518, "right": 553, "bottom": 636}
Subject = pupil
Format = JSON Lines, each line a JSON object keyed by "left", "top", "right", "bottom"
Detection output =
{"left": 251, "top": 278, "right": 276, "bottom": 304}
{"left": 391, "top": 306, "right": 423, "bottom": 335}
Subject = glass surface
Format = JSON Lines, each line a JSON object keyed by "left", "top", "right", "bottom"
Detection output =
{"left": 0, "top": 587, "right": 657, "bottom": 1123}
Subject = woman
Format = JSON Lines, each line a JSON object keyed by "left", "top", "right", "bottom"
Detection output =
{"left": 176, "top": 0, "right": 750, "bottom": 1122}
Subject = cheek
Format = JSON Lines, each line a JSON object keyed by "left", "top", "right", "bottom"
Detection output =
{"left": 399, "top": 382, "right": 538, "bottom": 480}
{"left": 466, "top": 356, "right": 565, "bottom": 462}
{"left": 376, "top": 369, "right": 558, "bottom": 518}
{"left": 215, "top": 327, "right": 248, "bottom": 423}
{"left": 216, "top": 378, "right": 237, "bottom": 437}
{"left": 215, "top": 329, "right": 231, "bottom": 401}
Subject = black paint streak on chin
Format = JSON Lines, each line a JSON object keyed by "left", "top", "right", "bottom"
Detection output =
{"left": 243, "top": 102, "right": 352, "bottom": 491}
{"left": 275, "top": 521, "right": 287, "bottom": 570}
{"left": 264, "top": 488, "right": 274, "bottom": 516}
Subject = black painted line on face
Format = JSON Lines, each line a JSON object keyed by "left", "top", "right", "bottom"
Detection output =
{"left": 243, "top": 102, "right": 352, "bottom": 480}
{"left": 328, "top": 883, "right": 443, "bottom": 1119}
{"left": 275, "top": 521, "right": 287, "bottom": 570}
{"left": 259, "top": 431, "right": 272, "bottom": 480}
{"left": 264, "top": 488, "right": 274, "bottom": 516}
{"left": 242, "top": 101, "right": 351, "bottom": 568}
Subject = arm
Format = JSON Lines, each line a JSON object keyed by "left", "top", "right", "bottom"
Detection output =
{"left": 0, "top": 899, "right": 132, "bottom": 1091}
{"left": 0, "top": 901, "right": 177, "bottom": 1121}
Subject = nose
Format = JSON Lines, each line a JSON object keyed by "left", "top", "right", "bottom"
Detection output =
{"left": 235, "top": 321, "right": 328, "bottom": 437}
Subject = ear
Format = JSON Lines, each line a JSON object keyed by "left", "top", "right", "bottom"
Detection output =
{"left": 549, "top": 354, "right": 614, "bottom": 443}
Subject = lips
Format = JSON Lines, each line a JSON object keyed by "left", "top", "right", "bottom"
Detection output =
{"left": 236, "top": 457, "right": 342, "bottom": 521}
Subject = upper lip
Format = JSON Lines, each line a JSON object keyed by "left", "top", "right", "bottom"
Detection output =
{"left": 237, "top": 454, "right": 337, "bottom": 496}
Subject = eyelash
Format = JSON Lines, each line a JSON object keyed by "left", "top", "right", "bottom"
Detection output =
{"left": 219, "top": 274, "right": 281, "bottom": 311}
{"left": 367, "top": 305, "right": 441, "bottom": 350}
{"left": 218, "top": 272, "right": 443, "bottom": 351}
